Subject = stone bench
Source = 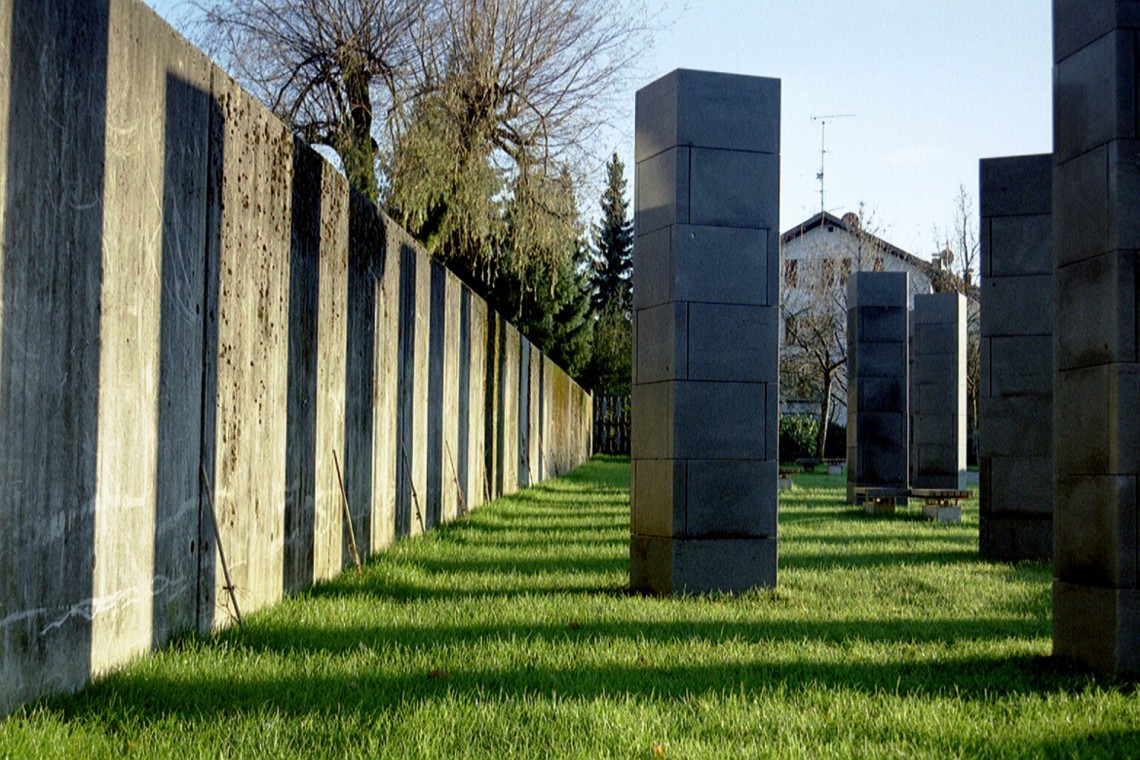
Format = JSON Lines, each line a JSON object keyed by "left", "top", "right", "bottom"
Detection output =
{"left": 852, "top": 486, "right": 971, "bottom": 521}
{"left": 909, "top": 488, "right": 971, "bottom": 524}
{"left": 852, "top": 486, "right": 910, "bottom": 515}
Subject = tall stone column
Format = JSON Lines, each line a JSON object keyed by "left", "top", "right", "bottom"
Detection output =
{"left": 1052, "top": 0, "right": 1140, "bottom": 672}
{"left": 978, "top": 154, "right": 1053, "bottom": 561}
{"left": 630, "top": 69, "right": 780, "bottom": 594}
{"left": 910, "top": 292, "right": 967, "bottom": 490}
{"left": 846, "top": 272, "right": 909, "bottom": 503}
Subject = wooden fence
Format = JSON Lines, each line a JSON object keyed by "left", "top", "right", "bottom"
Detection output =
{"left": 593, "top": 394, "right": 631, "bottom": 455}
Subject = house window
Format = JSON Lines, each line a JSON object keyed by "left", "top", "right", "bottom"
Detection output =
{"left": 873, "top": 256, "right": 884, "bottom": 272}
{"left": 784, "top": 259, "right": 798, "bottom": 287}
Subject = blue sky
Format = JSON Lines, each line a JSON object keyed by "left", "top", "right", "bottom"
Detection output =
{"left": 143, "top": 0, "right": 1052, "bottom": 257}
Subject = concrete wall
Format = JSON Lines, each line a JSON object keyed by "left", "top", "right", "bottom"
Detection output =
{"left": 0, "top": 0, "right": 592, "bottom": 716}
{"left": 518, "top": 337, "right": 543, "bottom": 488}
{"left": 284, "top": 144, "right": 349, "bottom": 591}
{"left": 498, "top": 322, "right": 521, "bottom": 496}
{"left": 910, "top": 292, "right": 967, "bottom": 490}
{"left": 1051, "top": 0, "right": 1140, "bottom": 673}
{"left": 462, "top": 290, "right": 489, "bottom": 511}
{"left": 427, "top": 259, "right": 461, "bottom": 527}
{"left": 631, "top": 69, "right": 781, "bottom": 595}
{"left": 846, "top": 271, "right": 909, "bottom": 501}
{"left": 978, "top": 154, "right": 1053, "bottom": 561}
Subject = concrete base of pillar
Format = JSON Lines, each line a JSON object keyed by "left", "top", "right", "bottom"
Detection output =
{"left": 630, "top": 535, "right": 776, "bottom": 595}
{"left": 978, "top": 515, "right": 1052, "bottom": 561}
{"left": 1053, "top": 581, "right": 1140, "bottom": 674}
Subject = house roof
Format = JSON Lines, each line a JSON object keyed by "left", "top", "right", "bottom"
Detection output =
{"left": 780, "top": 211, "right": 936, "bottom": 275}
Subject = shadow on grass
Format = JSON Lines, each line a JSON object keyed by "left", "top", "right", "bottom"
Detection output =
{"left": 779, "top": 547, "right": 980, "bottom": 571}
{"left": 49, "top": 628, "right": 1115, "bottom": 727}
{"left": 29, "top": 456, "right": 1109, "bottom": 746}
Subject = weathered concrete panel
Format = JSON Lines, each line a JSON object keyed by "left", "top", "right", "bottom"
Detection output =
{"left": 516, "top": 337, "right": 542, "bottom": 489}
{"left": 551, "top": 360, "right": 572, "bottom": 475}
{"left": 369, "top": 215, "right": 400, "bottom": 551}
{"left": 427, "top": 260, "right": 461, "bottom": 527}
{"left": 483, "top": 311, "right": 502, "bottom": 497}
{"left": 464, "top": 291, "right": 488, "bottom": 509}
{"left": 524, "top": 340, "right": 542, "bottom": 486}
{"left": 499, "top": 322, "right": 520, "bottom": 495}
{"left": 87, "top": 1, "right": 212, "bottom": 678}
{"left": 345, "top": 194, "right": 399, "bottom": 558}
{"left": 396, "top": 236, "right": 430, "bottom": 537}
{"left": 203, "top": 68, "right": 293, "bottom": 628}
{"left": 0, "top": 0, "right": 108, "bottom": 714}
{"left": 542, "top": 355, "right": 560, "bottom": 479}
{"left": 284, "top": 144, "right": 348, "bottom": 591}
{"left": 440, "top": 268, "right": 461, "bottom": 523}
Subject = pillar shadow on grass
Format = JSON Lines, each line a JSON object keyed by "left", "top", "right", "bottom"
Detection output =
{"left": 32, "top": 459, "right": 1095, "bottom": 748}
{"left": 46, "top": 617, "right": 1095, "bottom": 727}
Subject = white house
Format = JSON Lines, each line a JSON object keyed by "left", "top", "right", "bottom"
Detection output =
{"left": 778, "top": 211, "right": 947, "bottom": 428}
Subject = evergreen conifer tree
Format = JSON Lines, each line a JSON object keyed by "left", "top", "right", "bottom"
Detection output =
{"left": 590, "top": 152, "right": 634, "bottom": 313}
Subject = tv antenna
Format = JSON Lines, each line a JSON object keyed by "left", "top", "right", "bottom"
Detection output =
{"left": 811, "top": 113, "right": 855, "bottom": 217}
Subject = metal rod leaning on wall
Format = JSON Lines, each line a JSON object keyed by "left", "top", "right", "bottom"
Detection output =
{"left": 332, "top": 449, "right": 362, "bottom": 573}
{"left": 199, "top": 463, "right": 244, "bottom": 629}
{"left": 400, "top": 441, "right": 426, "bottom": 535}
{"left": 445, "top": 441, "right": 468, "bottom": 518}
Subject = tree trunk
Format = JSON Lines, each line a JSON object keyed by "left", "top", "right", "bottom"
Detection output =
{"left": 337, "top": 62, "right": 378, "bottom": 203}
{"left": 816, "top": 372, "right": 832, "bottom": 459}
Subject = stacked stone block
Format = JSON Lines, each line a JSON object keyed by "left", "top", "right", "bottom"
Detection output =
{"left": 846, "top": 272, "right": 909, "bottom": 502}
{"left": 1051, "top": 0, "right": 1140, "bottom": 672}
{"left": 631, "top": 69, "right": 781, "bottom": 595}
{"left": 910, "top": 292, "right": 967, "bottom": 490}
{"left": 978, "top": 154, "right": 1053, "bottom": 561}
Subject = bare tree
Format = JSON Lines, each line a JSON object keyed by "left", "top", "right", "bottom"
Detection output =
{"left": 780, "top": 260, "right": 846, "bottom": 459}
{"left": 190, "top": 0, "right": 653, "bottom": 281}
{"left": 190, "top": 0, "right": 421, "bottom": 203}
{"left": 931, "top": 183, "right": 982, "bottom": 463}
{"left": 386, "top": 0, "right": 653, "bottom": 283}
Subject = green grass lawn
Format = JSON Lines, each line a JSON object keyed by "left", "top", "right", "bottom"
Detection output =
{"left": 2, "top": 456, "right": 1137, "bottom": 758}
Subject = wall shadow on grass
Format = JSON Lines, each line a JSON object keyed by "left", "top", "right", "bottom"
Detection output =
{"left": 29, "top": 458, "right": 1093, "bottom": 750}
{"left": 45, "top": 622, "right": 1101, "bottom": 728}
